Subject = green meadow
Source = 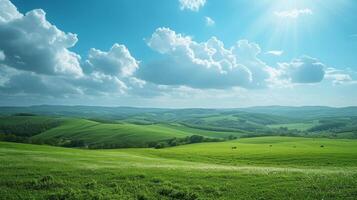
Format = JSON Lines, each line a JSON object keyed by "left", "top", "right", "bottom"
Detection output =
{"left": 1, "top": 137, "right": 357, "bottom": 199}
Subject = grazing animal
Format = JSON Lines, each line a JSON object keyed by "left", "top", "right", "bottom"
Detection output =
{"left": 232, "top": 146, "right": 237, "bottom": 150}
{"left": 320, "top": 145, "right": 324, "bottom": 148}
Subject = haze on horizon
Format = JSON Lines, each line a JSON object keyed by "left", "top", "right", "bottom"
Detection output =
{"left": 0, "top": 0, "right": 357, "bottom": 108}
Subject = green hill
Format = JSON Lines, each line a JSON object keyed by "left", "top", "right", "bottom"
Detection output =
{"left": 1, "top": 112, "right": 357, "bottom": 149}
{"left": 4, "top": 117, "right": 238, "bottom": 148}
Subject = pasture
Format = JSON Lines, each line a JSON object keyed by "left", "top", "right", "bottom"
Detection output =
{"left": 1, "top": 137, "right": 357, "bottom": 199}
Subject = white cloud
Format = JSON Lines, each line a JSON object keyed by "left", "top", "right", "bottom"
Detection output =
{"left": 179, "top": 0, "right": 206, "bottom": 11}
{"left": 139, "top": 27, "right": 274, "bottom": 89}
{"left": 0, "top": 0, "right": 143, "bottom": 98}
{"left": 146, "top": 27, "right": 192, "bottom": 54}
{"left": 276, "top": 56, "right": 325, "bottom": 84}
{"left": 205, "top": 16, "right": 215, "bottom": 26}
{"left": 0, "top": 59, "right": 136, "bottom": 97}
{"left": 0, "top": 6, "right": 83, "bottom": 77}
{"left": 0, "top": 66, "right": 82, "bottom": 96}
{"left": 0, "top": 0, "right": 22, "bottom": 23}
{"left": 75, "top": 72, "right": 129, "bottom": 95}
{"left": 80, "top": 43, "right": 143, "bottom": 95}
{"left": 0, "top": 0, "right": 351, "bottom": 104}
{"left": 275, "top": 9, "right": 313, "bottom": 19}
{"left": 86, "top": 44, "right": 139, "bottom": 78}
{"left": 266, "top": 50, "right": 283, "bottom": 56}
{"left": 232, "top": 40, "right": 272, "bottom": 88}
{"left": 325, "top": 68, "right": 357, "bottom": 85}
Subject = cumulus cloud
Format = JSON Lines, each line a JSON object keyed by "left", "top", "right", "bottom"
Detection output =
{"left": 141, "top": 28, "right": 252, "bottom": 89}
{"left": 0, "top": 0, "right": 145, "bottom": 98}
{"left": 0, "top": 66, "right": 81, "bottom": 96}
{"left": 0, "top": 42, "right": 142, "bottom": 96}
{"left": 0, "top": 6, "right": 83, "bottom": 77}
{"left": 276, "top": 56, "right": 325, "bottom": 84}
{"left": 275, "top": 9, "right": 313, "bottom": 19}
{"left": 73, "top": 72, "right": 129, "bottom": 95}
{"left": 138, "top": 27, "right": 274, "bottom": 89}
{"left": 86, "top": 44, "right": 139, "bottom": 77}
{"left": 205, "top": 16, "right": 215, "bottom": 26}
{"left": 79, "top": 44, "right": 143, "bottom": 95}
{"left": 0, "top": 61, "right": 134, "bottom": 97}
{"left": 232, "top": 40, "right": 272, "bottom": 88}
{"left": 179, "top": 0, "right": 206, "bottom": 11}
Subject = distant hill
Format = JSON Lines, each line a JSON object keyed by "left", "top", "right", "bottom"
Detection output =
{"left": 0, "top": 106, "right": 356, "bottom": 148}
{"left": 0, "top": 105, "right": 169, "bottom": 119}
{"left": 237, "top": 106, "right": 357, "bottom": 119}
{"left": 1, "top": 105, "right": 356, "bottom": 119}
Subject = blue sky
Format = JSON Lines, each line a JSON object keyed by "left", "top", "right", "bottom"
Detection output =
{"left": 0, "top": 0, "right": 356, "bottom": 107}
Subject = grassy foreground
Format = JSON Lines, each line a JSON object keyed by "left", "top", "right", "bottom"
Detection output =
{"left": 1, "top": 137, "right": 357, "bottom": 199}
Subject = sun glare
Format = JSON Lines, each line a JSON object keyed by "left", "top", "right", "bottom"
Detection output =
{"left": 242, "top": 0, "right": 349, "bottom": 54}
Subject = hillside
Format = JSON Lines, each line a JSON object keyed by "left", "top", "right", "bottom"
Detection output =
{"left": 0, "top": 115, "right": 63, "bottom": 137}
{"left": 0, "top": 116, "right": 242, "bottom": 148}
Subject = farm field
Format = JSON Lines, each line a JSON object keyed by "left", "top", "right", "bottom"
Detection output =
{"left": 1, "top": 137, "right": 357, "bottom": 200}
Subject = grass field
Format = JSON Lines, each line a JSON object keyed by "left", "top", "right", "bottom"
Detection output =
{"left": 129, "top": 136, "right": 357, "bottom": 167}
{"left": 1, "top": 136, "right": 357, "bottom": 199}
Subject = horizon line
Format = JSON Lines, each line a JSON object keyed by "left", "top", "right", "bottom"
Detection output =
{"left": 0, "top": 104, "right": 356, "bottom": 109}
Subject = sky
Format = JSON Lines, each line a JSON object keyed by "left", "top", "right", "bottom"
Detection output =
{"left": 0, "top": 0, "right": 356, "bottom": 108}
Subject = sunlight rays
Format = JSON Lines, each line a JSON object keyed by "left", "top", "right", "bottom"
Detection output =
{"left": 242, "top": 0, "right": 349, "bottom": 56}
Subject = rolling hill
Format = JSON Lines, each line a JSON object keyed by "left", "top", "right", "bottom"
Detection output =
{"left": 0, "top": 116, "right": 243, "bottom": 148}
{"left": 34, "top": 118, "right": 243, "bottom": 148}
{"left": 1, "top": 105, "right": 357, "bottom": 120}
{"left": 1, "top": 105, "right": 357, "bottom": 149}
